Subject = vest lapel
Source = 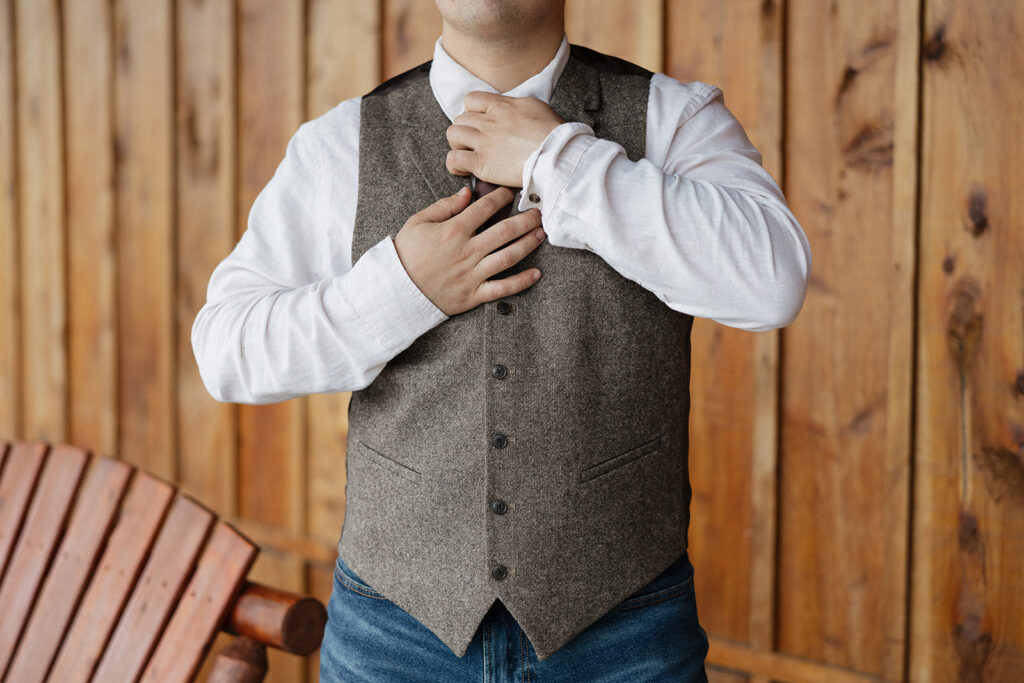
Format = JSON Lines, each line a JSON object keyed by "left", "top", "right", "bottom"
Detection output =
{"left": 548, "top": 49, "right": 600, "bottom": 135}
{"left": 401, "top": 80, "right": 472, "bottom": 201}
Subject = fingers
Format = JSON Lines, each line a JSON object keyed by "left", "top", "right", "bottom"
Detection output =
{"left": 474, "top": 222, "right": 546, "bottom": 281}
{"left": 446, "top": 148, "right": 476, "bottom": 176}
{"left": 445, "top": 123, "right": 481, "bottom": 151}
{"left": 450, "top": 186, "right": 516, "bottom": 234}
{"left": 414, "top": 186, "right": 472, "bottom": 224}
{"left": 474, "top": 267, "right": 542, "bottom": 305}
{"left": 464, "top": 90, "right": 503, "bottom": 113}
{"left": 469, "top": 208, "right": 541, "bottom": 256}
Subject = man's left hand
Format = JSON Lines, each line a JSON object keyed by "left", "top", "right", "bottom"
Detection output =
{"left": 446, "top": 91, "right": 565, "bottom": 188}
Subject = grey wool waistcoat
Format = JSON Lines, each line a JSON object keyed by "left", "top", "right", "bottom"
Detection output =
{"left": 338, "top": 44, "right": 694, "bottom": 662}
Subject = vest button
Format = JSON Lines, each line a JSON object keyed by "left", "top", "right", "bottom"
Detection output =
{"left": 490, "top": 364, "right": 507, "bottom": 379}
{"left": 491, "top": 564, "right": 508, "bottom": 580}
{"left": 491, "top": 433, "right": 508, "bottom": 449}
{"left": 496, "top": 301, "right": 512, "bottom": 315}
{"left": 490, "top": 499, "right": 507, "bottom": 515}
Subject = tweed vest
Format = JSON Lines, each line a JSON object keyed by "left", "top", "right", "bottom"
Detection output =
{"left": 338, "top": 44, "right": 694, "bottom": 662}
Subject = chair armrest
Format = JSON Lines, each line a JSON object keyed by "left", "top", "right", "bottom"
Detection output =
{"left": 222, "top": 581, "right": 327, "bottom": 655}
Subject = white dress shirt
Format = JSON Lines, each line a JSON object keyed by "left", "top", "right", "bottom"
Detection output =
{"left": 191, "top": 35, "right": 811, "bottom": 405}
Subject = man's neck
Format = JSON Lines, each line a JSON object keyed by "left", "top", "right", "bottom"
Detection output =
{"left": 439, "top": 24, "right": 565, "bottom": 94}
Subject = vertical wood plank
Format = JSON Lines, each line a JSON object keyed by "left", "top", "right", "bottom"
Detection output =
{"left": 114, "top": 0, "right": 176, "bottom": 478}
{"left": 666, "top": 1, "right": 783, "bottom": 674}
{"left": 64, "top": 0, "right": 118, "bottom": 455}
{"left": 780, "top": 0, "right": 917, "bottom": 677}
{"left": 565, "top": 0, "right": 663, "bottom": 72}
{"left": 382, "top": 0, "right": 441, "bottom": 78}
{"left": 247, "top": 549, "right": 306, "bottom": 683}
{"left": 305, "top": 0, "right": 382, "bottom": 545}
{"left": 176, "top": 0, "right": 237, "bottom": 514}
{"left": 306, "top": 0, "right": 380, "bottom": 119}
{"left": 913, "top": 1, "right": 1024, "bottom": 680}
{"left": 237, "top": 0, "right": 306, "bottom": 532}
{"left": 0, "top": 0, "right": 20, "bottom": 439}
{"left": 304, "top": 560, "right": 334, "bottom": 683}
{"left": 16, "top": 0, "right": 66, "bottom": 442}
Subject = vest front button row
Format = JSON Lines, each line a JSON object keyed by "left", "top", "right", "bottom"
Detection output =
{"left": 491, "top": 433, "right": 508, "bottom": 449}
{"left": 490, "top": 364, "right": 507, "bottom": 379}
{"left": 491, "top": 564, "right": 508, "bottom": 580}
{"left": 490, "top": 499, "right": 507, "bottom": 515}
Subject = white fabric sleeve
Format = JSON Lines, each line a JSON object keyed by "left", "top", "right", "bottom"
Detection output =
{"left": 191, "top": 103, "right": 448, "bottom": 404}
{"left": 519, "top": 75, "right": 811, "bottom": 331}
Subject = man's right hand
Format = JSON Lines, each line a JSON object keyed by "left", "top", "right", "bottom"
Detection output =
{"left": 393, "top": 186, "right": 546, "bottom": 316}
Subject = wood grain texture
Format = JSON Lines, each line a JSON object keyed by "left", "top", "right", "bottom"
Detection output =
{"left": 305, "top": 0, "right": 380, "bottom": 546}
{"left": 307, "top": 0, "right": 381, "bottom": 119}
{"left": 0, "top": 444, "right": 88, "bottom": 673}
{"left": 305, "top": 561, "right": 334, "bottom": 683}
{"left": 64, "top": 0, "right": 117, "bottom": 456}
{"left": 236, "top": 0, "right": 306, "bottom": 533}
{"left": 0, "top": 0, "right": 19, "bottom": 439}
{"left": 92, "top": 494, "right": 215, "bottom": 682}
{"left": 114, "top": 0, "right": 176, "bottom": 478}
{"left": 383, "top": 0, "right": 441, "bottom": 78}
{"left": 1, "top": 2, "right": 1022, "bottom": 678}
{"left": 176, "top": 0, "right": 238, "bottom": 516}
{"left": 49, "top": 470, "right": 175, "bottom": 683}
{"left": 141, "top": 522, "right": 258, "bottom": 683}
{"left": 780, "top": 0, "right": 917, "bottom": 677}
{"left": 246, "top": 548, "right": 305, "bottom": 683}
{"left": 16, "top": 0, "right": 66, "bottom": 442}
{"left": 913, "top": 1, "right": 1024, "bottom": 680}
{"left": 565, "top": 0, "right": 663, "bottom": 72}
{"left": 666, "top": 2, "right": 783, "bottom": 669}
{"left": 0, "top": 441, "right": 47, "bottom": 579}
{"left": 5, "top": 455, "right": 132, "bottom": 683}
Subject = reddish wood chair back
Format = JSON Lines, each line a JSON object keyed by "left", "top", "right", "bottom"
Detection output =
{"left": 0, "top": 439, "right": 326, "bottom": 683}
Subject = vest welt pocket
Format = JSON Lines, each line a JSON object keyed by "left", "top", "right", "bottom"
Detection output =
{"left": 356, "top": 440, "right": 422, "bottom": 484}
{"left": 578, "top": 434, "right": 666, "bottom": 484}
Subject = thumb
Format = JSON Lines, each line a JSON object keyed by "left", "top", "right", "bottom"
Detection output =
{"left": 415, "top": 186, "right": 472, "bottom": 224}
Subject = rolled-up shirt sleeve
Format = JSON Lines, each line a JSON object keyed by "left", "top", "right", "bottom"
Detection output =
{"left": 191, "top": 109, "right": 448, "bottom": 404}
{"left": 519, "top": 75, "right": 811, "bottom": 331}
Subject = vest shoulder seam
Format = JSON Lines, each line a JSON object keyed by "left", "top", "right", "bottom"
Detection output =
{"left": 364, "top": 60, "right": 432, "bottom": 99}
{"left": 568, "top": 44, "right": 653, "bottom": 79}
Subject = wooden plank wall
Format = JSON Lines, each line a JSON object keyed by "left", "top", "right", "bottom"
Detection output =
{"left": 1, "top": 1, "right": 1022, "bottom": 680}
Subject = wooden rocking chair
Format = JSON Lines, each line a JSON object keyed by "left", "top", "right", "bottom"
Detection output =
{"left": 0, "top": 439, "right": 327, "bottom": 682}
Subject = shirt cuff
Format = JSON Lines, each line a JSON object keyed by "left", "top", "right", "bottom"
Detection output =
{"left": 519, "top": 121, "right": 596, "bottom": 215}
{"left": 343, "top": 235, "right": 450, "bottom": 357}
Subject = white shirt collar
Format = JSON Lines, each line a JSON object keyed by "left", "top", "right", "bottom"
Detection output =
{"left": 430, "top": 34, "right": 571, "bottom": 121}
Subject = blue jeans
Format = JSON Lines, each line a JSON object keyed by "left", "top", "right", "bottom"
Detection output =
{"left": 319, "top": 550, "right": 709, "bottom": 682}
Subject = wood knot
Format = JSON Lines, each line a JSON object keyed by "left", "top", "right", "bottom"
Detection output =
{"left": 942, "top": 255, "right": 955, "bottom": 274}
{"left": 957, "top": 510, "right": 984, "bottom": 555}
{"left": 1016, "top": 371, "right": 1024, "bottom": 396}
{"left": 843, "top": 120, "right": 894, "bottom": 169}
{"left": 973, "top": 446, "right": 1024, "bottom": 503}
{"left": 966, "top": 189, "right": 988, "bottom": 236}
{"left": 946, "top": 282, "right": 982, "bottom": 373}
{"left": 837, "top": 66, "right": 859, "bottom": 99}
{"left": 924, "top": 23, "right": 946, "bottom": 61}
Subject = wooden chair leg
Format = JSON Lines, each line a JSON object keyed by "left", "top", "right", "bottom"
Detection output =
{"left": 206, "top": 635, "right": 268, "bottom": 683}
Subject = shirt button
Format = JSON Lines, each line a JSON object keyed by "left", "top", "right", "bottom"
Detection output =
{"left": 496, "top": 301, "right": 512, "bottom": 315}
{"left": 490, "top": 499, "right": 507, "bottom": 515}
{"left": 528, "top": 193, "right": 540, "bottom": 204}
{"left": 491, "top": 564, "right": 508, "bottom": 580}
{"left": 491, "top": 433, "right": 508, "bottom": 449}
{"left": 490, "top": 364, "right": 507, "bottom": 379}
